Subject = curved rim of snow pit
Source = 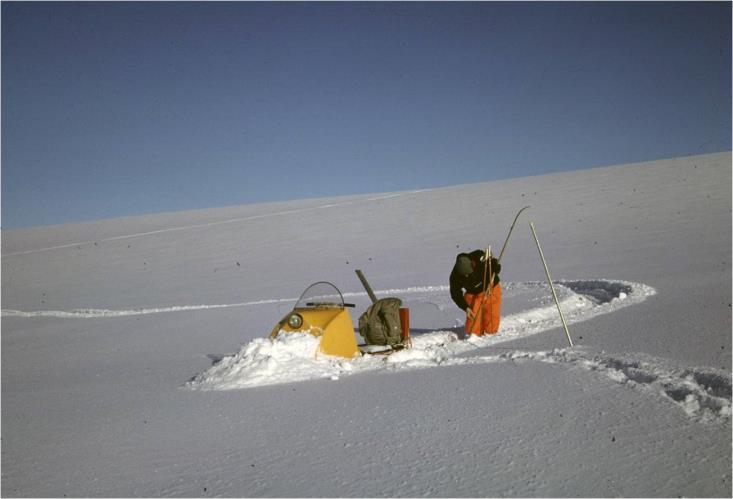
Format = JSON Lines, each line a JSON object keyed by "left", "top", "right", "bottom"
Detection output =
{"left": 185, "top": 278, "right": 660, "bottom": 389}
{"left": 494, "top": 279, "right": 656, "bottom": 345}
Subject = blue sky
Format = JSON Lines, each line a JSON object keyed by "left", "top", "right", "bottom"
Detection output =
{"left": 2, "top": 2, "right": 731, "bottom": 228}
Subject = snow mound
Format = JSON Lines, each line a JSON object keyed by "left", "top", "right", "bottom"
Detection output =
{"left": 187, "top": 332, "right": 362, "bottom": 389}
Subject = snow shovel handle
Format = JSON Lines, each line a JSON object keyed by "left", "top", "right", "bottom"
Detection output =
{"left": 355, "top": 269, "right": 378, "bottom": 304}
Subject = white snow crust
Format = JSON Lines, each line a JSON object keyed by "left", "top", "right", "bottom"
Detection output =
{"left": 2, "top": 152, "right": 731, "bottom": 497}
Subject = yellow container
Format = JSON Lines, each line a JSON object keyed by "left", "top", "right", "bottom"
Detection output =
{"left": 269, "top": 282, "right": 360, "bottom": 359}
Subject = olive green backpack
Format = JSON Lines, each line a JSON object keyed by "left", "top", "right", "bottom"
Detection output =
{"left": 358, "top": 297, "right": 403, "bottom": 346}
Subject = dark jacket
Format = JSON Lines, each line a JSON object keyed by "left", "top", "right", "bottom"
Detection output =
{"left": 449, "top": 250, "right": 501, "bottom": 311}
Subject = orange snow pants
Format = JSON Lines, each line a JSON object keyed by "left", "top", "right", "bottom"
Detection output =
{"left": 465, "top": 284, "right": 502, "bottom": 335}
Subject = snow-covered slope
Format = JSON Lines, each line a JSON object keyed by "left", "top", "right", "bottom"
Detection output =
{"left": 2, "top": 152, "right": 731, "bottom": 497}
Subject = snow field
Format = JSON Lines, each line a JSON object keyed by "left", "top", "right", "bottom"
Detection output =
{"left": 3, "top": 152, "right": 730, "bottom": 497}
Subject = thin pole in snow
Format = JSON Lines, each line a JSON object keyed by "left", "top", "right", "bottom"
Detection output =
{"left": 498, "top": 205, "right": 530, "bottom": 263}
{"left": 529, "top": 222, "right": 573, "bottom": 348}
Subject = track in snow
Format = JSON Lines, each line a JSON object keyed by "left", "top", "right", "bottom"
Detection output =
{"left": 1, "top": 300, "right": 293, "bottom": 318}
{"left": 2, "top": 192, "right": 419, "bottom": 257}
{"left": 0, "top": 279, "right": 646, "bottom": 321}
{"left": 449, "top": 349, "right": 731, "bottom": 425}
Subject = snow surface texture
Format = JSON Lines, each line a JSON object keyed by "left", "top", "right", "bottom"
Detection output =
{"left": 2, "top": 152, "right": 731, "bottom": 497}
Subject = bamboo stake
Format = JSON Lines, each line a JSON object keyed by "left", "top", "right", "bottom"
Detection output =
{"left": 487, "top": 246, "right": 493, "bottom": 331}
{"left": 484, "top": 246, "right": 491, "bottom": 297}
{"left": 529, "top": 222, "right": 573, "bottom": 348}
{"left": 473, "top": 246, "right": 490, "bottom": 334}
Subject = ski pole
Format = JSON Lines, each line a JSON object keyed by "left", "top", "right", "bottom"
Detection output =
{"left": 529, "top": 222, "right": 573, "bottom": 348}
{"left": 497, "top": 205, "right": 530, "bottom": 263}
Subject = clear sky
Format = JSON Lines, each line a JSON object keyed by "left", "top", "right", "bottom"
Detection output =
{"left": 2, "top": 1, "right": 731, "bottom": 229}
